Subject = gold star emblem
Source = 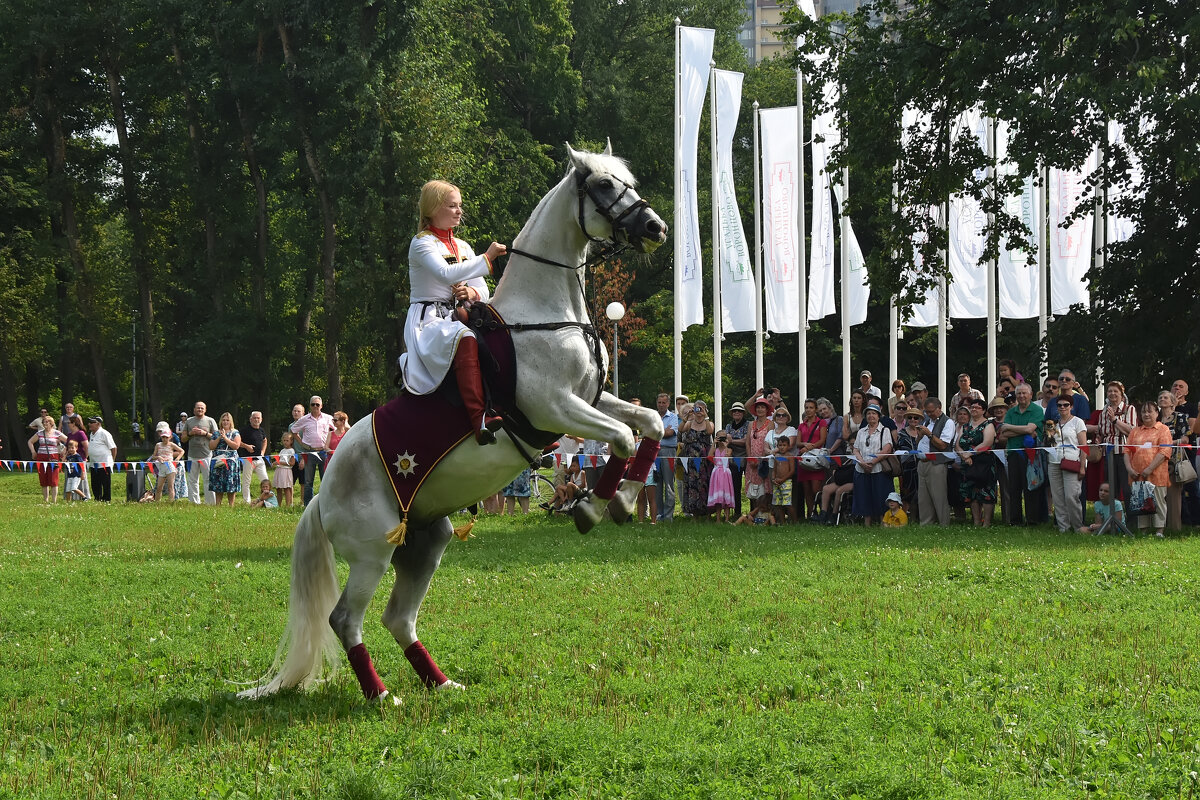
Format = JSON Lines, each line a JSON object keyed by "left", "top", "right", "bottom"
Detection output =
{"left": 393, "top": 451, "right": 418, "bottom": 478}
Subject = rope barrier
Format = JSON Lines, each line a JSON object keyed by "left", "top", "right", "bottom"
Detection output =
{"left": 1, "top": 451, "right": 331, "bottom": 474}
{"left": 1, "top": 443, "right": 1188, "bottom": 476}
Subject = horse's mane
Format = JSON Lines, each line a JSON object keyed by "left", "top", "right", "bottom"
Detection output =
{"left": 569, "top": 150, "right": 637, "bottom": 187}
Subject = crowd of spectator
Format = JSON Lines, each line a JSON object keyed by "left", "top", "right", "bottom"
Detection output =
{"left": 17, "top": 366, "right": 1200, "bottom": 536}
{"left": 609, "top": 366, "right": 1198, "bottom": 536}
{"left": 22, "top": 394, "right": 347, "bottom": 509}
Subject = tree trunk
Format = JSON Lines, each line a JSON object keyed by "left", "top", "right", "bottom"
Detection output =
{"left": 278, "top": 23, "right": 341, "bottom": 409}
{"left": 106, "top": 58, "right": 162, "bottom": 422}
{"left": 169, "top": 35, "right": 222, "bottom": 320}
{"left": 56, "top": 259, "right": 74, "bottom": 406}
{"left": 1, "top": 350, "right": 24, "bottom": 460}
{"left": 214, "top": 24, "right": 272, "bottom": 427}
{"left": 37, "top": 51, "right": 116, "bottom": 425}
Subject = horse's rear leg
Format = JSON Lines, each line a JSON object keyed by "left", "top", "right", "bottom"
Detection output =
{"left": 328, "top": 553, "right": 398, "bottom": 704}
{"left": 382, "top": 517, "right": 461, "bottom": 690}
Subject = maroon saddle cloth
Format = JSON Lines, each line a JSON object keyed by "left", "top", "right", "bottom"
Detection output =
{"left": 372, "top": 304, "right": 556, "bottom": 513}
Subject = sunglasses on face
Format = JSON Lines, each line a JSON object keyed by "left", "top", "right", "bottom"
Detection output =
{"left": 1057, "top": 402, "right": 1072, "bottom": 408}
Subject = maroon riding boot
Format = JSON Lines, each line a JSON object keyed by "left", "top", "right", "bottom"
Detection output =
{"left": 453, "top": 336, "right": 503, "bottom": 445}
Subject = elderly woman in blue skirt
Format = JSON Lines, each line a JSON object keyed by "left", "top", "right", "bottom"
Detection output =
{"left": 851, "top": 403, "right": 896, "bottom": 526}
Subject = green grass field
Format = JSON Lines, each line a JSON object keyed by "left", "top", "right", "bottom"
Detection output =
{"left": 1, "top": 471, "right": 1198, "bottom": 799}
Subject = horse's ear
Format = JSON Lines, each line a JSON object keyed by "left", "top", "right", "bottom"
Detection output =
{"left": 565, "top": 142, "right": 587, "bottom": 173}
{"left": 602, "top": 138, "right": 613, "bottom": 157}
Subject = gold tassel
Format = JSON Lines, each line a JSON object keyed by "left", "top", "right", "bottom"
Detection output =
{"left": 453, "top": 516, "right": 476, "bottom": 541}
{"left": 386, "top": 514, "right": 408, "bottom": 546}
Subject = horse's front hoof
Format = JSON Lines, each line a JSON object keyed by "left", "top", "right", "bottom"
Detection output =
{"left": 573, "top": 498, "right": 603, "bottom": 534}
{"left": 436, "top": 679, "right": 466, "bottom": 691}
{"left": 607, "top": 481, "right": 639, "bottom": 526}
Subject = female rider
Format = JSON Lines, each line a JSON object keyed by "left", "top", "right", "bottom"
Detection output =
{"left": 399, "top": 180, "right": 508, "bottom": 444}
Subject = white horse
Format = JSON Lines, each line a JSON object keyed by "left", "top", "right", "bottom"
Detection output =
{"left": 239, "top": 144, "right": 668, "bottom": 703}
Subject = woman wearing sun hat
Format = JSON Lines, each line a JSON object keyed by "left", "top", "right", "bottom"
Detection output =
{"left": 745, "top": 396, "right": 774, "bottom": 508}
{"left": 851, "top": 402, "right": 895, "bottom": 525}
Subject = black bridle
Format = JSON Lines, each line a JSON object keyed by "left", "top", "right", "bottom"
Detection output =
{"left": 507, "top": 168, "right": 647, "bottom": 271}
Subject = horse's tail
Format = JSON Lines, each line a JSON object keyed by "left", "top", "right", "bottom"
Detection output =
{"left": 238, "top": 496, "right": 341, "bottom": 699}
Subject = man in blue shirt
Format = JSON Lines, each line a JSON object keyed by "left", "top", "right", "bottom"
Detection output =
{"left": 1045, "top": 368, "right": 1091, "bottom": 422}
{"left": 655, "top": 392, "right": 679, "bottom": 521}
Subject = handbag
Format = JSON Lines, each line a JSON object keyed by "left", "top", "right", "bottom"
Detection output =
{"left": 1026, "top": 451, "right": 1047, "bottom": 490}
{"left": 1130, "top": 480, "right": 1157, "bottom": 515}
{"left": 962, "top": 451, "right": 994, "bottom": 484}
{"left": 872, "top": 427, "right": 902, "bottom": 476}
{"left": 881, "top": 454, "right": 903, "bottom": 477}
{"left": 756, "top": 457, "right": 771, "bottom": 479}
{"left": 1060, "top": 457, "right": 1081, "bottom": 474}
{"left": 1170, "top": 452, "right": 1197, "bottom": 484}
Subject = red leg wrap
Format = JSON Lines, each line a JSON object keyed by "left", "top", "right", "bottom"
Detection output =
{"left": 346, "top": 643, "right": 387, "bottom": 699}
{"left": 593, "top": 456, "right": 629, "bottom": 500}
{"left": 404, "top": 641, "right": 449, "bottom": 688}
{"left": 623, "top": 438, "right": 661, "bottom": 484}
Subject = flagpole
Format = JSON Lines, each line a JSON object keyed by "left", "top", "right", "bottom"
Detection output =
{"left": 1095, "top": 166, "right": 1108, "bottom": 408}
{"left": 673, "top": 18, "right": 683, "bottom": 399}
{"left": 797, "top": 67, "right": 808, "bottom": 403}
{"left": 710, "top": 64, "right": 722, "bottom": 428}
{"left": 889, "top": 178, "right": 898, "bottom": 392}
{"left": 840, "top": 164, "right": 851, "bottom": 411}
{"left": 889, "top": 300, "right": 898, "bottom": 389}
{"left": 753, "top": 101, "right": 764, "bottom": 390}
{"left": 985, "top": 116, "right": 997, "bottom": 399}
{"left": 938, "top": 203, "right": 948, "bottom": 404}
{"left": 1037, "top": 165, "right": 1048, "bottom": 384}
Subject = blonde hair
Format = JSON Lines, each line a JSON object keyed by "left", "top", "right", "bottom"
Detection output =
{"left": 219, "top": 412, "right": 234, "bottom": 430}
{"left": 417, "top": 180, "right": 460, "bottom": 232}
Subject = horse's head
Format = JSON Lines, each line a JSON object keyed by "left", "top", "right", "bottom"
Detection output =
{"left": 567, "top": 143, "right": 667, "bottom": 254}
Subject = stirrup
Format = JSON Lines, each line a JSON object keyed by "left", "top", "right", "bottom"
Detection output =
{"left": 475, "top": 415, "right": 503, "bottom": 446}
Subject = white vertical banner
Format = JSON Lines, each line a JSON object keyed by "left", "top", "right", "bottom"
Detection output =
{"left": 760, "top": 106, "right": 801, "bottom": 333}
{"left": 1049, "top": 148, "right": 1098, "bottom": 314}
{"left": 1106, "top": 121, "right": 1140, "bottom": 245}
{"left": 808, "top": 81, "right": 838, "bottom": 321}
{"left": 676, "top": 25, "right": 714, "bottom": 331}
{"left": 832, "top": 182, "right": 870, "bottom": 325}
{"left": 947, "top": 107, "right": 988, "bottom": 318}
{"left": 996, "top": 120, "right": 1040, "bottom": 319}
{"left": 713, "top": 70, "right": 755, "bottom": 332}
{"left": 901, "top": 107, "right": 940, "bottom": 328}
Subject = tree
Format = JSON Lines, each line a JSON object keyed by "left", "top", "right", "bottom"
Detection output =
{"left": 787, "top": 0, "right": 1200, "bottom": 390}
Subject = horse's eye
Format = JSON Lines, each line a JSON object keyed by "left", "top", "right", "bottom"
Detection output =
{"left": 598, "top": 178, "right": 613, "bottom": 190}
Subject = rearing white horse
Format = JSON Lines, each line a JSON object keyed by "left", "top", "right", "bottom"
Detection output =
{"left": 239, "top": 144, "right": 668, "bottom": 703}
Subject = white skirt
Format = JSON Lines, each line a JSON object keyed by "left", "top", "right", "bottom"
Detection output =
{"left": 398, "top": 302, "right": 475, "bottom": 396}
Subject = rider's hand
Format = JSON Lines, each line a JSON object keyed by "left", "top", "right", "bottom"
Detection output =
{"left": 486, "top": 242, "right": 507, "bottom": 263}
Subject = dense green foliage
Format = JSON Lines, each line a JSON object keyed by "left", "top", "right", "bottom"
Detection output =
{"left": 2, "top": 472, "right": 1200, "bottom": 797}
{"left": 0, "top": 0, "right": 753, "bottom": 451}
{"left": 788, "top": 0, "right": 1200, "bottom": 396}
{"left": 9, "top": 0, "right": 1195, "bottom": 458}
